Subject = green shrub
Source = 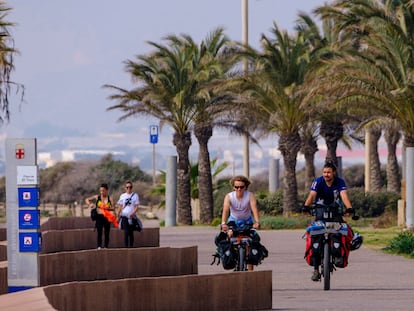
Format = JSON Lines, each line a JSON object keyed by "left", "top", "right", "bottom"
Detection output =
{"left": 40, "top": 210, "right": 50, "bottom": 217}
{"left": 213, "top": 183, "right": 232, "bottom": 218}
{"left": 256, "top": 190, "right": 283, "bottom": 215}
{"left": 349, "top": 188, "right": 400, "bottom": 217}
{"left": 384, "top": 231, "right": 414, "bottom": 257}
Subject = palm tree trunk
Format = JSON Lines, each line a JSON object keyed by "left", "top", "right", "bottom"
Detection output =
{"left": 279, "top": 132, "right": 301, "bottom": 216}
{"left": 320, "top": 120, "right": 343, "bottom": 166}
{"left": 301, "top": 135, "right": 318, "bottom": 191}
{"left": 385, "top": 127, "right": 401, "bottom": 193}
{"left": 195, "top": 124, "right": 214, "bottom": 224}
{"left": 173, "top": 131, "right": 192, "bottom": 225}
{"left": 369, "top": 127, "right": 382, "bottom": 192}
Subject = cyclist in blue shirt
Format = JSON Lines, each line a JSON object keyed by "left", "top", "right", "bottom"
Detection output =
{"left": 302, "top": 160, "right": 355, "bottom": 281}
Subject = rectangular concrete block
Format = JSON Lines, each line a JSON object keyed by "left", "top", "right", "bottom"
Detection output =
{"left": 0, "top": 228, "right": 6, "bottom": 242}
{"left": 43, "top": 271, "right": 272, "bottom": 311}
{"left": 41, "top": 227, "right": 159, "bottom": 253}
{"left": 0, "top": 262, "right": 7, "bottom": 295}
{"left": 39, "top": 246, "right": 197, "bottom": 286}
{"left": 40, "top": 217, "right": 94, "bottom": 231}
{"left": 398, "top": 199, "right": 406, "bottom": 227}
{"left": 0, "top": 242, "right": 6, "bottom": 261}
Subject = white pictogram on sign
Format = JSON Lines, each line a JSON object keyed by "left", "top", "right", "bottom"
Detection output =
{"left": 24, "top": 236, "right": 33, "bottom": 245}
{"left": 23, "top": 213, "right": 32, "bottom": 222}
{"left": 23, "top": 192, "right": 31, "bottom": 200}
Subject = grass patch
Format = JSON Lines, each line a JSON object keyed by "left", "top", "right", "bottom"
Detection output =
{"left": 355, "top": 227, "right": 403, "bottom": 250}
{"left": 260, "top": 215, "right": 310, "bottom": 229}
{"left": 258, "top": 216, "right": 404, "bottom": 254}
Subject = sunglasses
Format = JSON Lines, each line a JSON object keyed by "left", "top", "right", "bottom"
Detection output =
{"left": 234, "top": 185, "right": 245, "bottom": 189}
{"left": 125, "top": 186, "right": 132, "bottom": 189}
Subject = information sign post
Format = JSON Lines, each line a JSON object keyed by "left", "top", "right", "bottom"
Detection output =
{"left": 5, "top": 138, "right": 40, "bottom": 292}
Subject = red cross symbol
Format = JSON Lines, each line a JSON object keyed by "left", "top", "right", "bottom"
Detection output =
{"left": 15, "top": 148, "right": 25, "bottom": 159}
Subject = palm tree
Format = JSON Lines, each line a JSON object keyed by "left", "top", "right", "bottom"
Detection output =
{"left": 0, "top": 3, "right": 23, "bottom": 124}
{"left": 236, "top": 23, "right": 310, "bottom": 215}
{"left": 296, "top": 12, "right": 362, "bottom": 169}
{"left": 105, "top": 35, "right": 200, "bottom": 225}
{"left": 187, "top": 28, "right": 238, "bottom": 224}
{"left": 314, "top": 0, "right": 408, "bottom": 186}
{"left": 105, "top": 29, "right": 237, "bottom": 225}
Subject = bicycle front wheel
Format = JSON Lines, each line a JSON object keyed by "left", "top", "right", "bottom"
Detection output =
{"left": 323, "top": 242, "right": 331, "bottom": 290}
{"left": 238, "top": 246, "right": 246, "bottom": 271}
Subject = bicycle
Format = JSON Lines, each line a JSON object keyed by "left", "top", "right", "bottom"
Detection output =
{"left": 229, "top": 224, "right": 254, "bottom": 271}
{"left": 305, "top": 203, "right": 360, "bottom": 290}
{"left": 212, "top": 223, "right": 266, "bottom": 271}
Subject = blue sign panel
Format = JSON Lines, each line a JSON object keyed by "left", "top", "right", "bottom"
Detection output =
{"left": 18, "top": 187, "right": 39, "bottom": 207}
{"left": 18, "top": 210, "right": 40, "bottom": 229}
{"left": 150, "top": 135, "right": 158, "bottom": 144}
{"left": 150, "top": 125, "right": 158, "bottom": 144}
{"left": 19, "top": 232, "right": 41, "bottom": 252}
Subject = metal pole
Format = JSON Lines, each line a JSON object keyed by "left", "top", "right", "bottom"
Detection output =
{"left": 269, "top": 158, "right": 280, "bottom": 193}
{"left": 406, "top": 147, "right": 414, "bottom": 228}
{"left": 242, "top": 0, "right": 250, "bottom": 177}
{"left": 364, "top": 129, "right": 371, "bottom": 192}
{"left": 152, "top": 143, "right": 156, "bottom": 186}
{"left": 165, "top": 155, "right": 177, "bottom": 227}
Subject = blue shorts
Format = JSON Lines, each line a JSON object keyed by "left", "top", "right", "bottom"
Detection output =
{"left": 227, "top": 216, "right": 253, "bottom": 228}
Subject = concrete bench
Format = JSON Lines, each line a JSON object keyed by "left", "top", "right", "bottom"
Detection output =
{"left": 40, "top": 246, "right": 197, "bottom": 286}
{"left": 0, "top": 262, "right": 6, "bottom": 295}
{"left": 0, "top": 241, "right": 5, "bottom": 261}
{"left": 41, "top": 227, "right": 159, "bottom": 253}
{"left": 44, "top": 270, "right": 272, "bottom": 311}
{"left": 0, "top": 270, "right": 272, "bottom": 311}
{"left": 0, "top": 228, "right": 5, "bottom": 242}
{"left": 41, "top": 216, "right": 97, "bottom": 231}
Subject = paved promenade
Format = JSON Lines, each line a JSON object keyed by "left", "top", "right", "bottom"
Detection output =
{"left": 160, "top": 226, "right": 414, "bottom": 311}
{"left": 1, "top": 224, "right": 414, "bottom": 310}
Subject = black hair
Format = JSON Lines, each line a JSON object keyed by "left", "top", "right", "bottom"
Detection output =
{"left": 323, "top": 160, "right": 337, "bottom": 171}
{"left": 100, "top": 183, "right": 108, "bottom": 189}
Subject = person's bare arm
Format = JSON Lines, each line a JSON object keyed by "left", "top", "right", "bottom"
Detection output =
{"left": 304, "top": 190, "right": 316, "bottom": 207}
{"left": 85, "top": 194, "right": 97, "bottom": 208}
{"left": 221, "top": 194, "right": 230, "bottom": 230}
{"left": 249, "top": 193, "right": 260, "bottom": 229}
{"left": 340, "top": 190, "right": 353, "bottom": 210}
{"left": 131, "top": 203, "right": 139, "bottom": 218}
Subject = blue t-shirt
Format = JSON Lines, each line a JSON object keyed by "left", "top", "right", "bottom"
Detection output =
{"left": 310, "top": 176, "right": 347, "bottom": 205}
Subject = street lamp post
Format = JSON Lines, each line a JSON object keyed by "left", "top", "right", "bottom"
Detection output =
{"left": 242, "top": 0, "right": 250, "bottom": 178}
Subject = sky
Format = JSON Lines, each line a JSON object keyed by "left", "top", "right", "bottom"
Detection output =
{"left": 1, "top": 0, "right": 351, "bottom": 173}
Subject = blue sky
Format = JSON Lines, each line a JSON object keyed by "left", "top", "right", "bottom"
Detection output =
{"left": 2, "top": 0, "right": 334, "bottom": 171}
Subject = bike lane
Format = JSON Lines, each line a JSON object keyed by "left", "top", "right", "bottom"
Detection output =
{"left": 160, "top": 226, "right": 414, "bottom": 311}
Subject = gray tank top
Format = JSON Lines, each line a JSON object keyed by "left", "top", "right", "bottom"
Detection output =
{"left": 229, "top": 190, "right": 251, "bottom": 220}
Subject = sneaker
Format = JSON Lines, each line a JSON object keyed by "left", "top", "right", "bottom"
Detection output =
{"left": 334, "top": 257, "right": 344, "bottom": 266}
{"left": 311, "top": 270, "right": 321, "bottom": 281}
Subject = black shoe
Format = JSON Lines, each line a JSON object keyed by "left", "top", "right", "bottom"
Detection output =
{"left": 334, "top": 257, "right": 344, "bottom": 266}
{"left": 311, "top": 270, "right": 321, "bottom": 281}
